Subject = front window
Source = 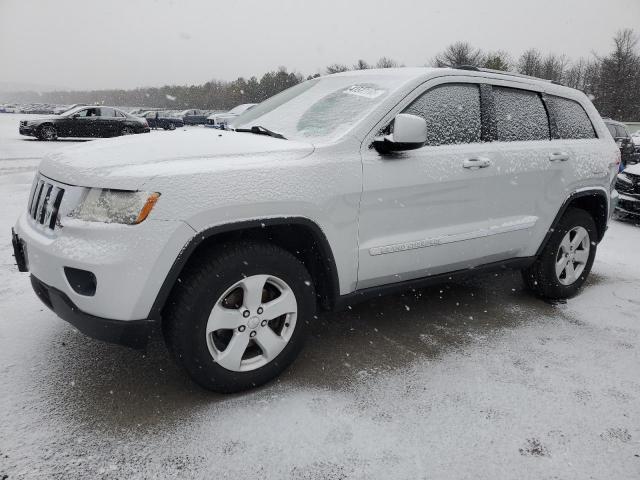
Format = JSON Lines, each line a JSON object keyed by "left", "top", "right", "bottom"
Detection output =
{"left": 232, "top": 74, "right": 414, "bottom": 143}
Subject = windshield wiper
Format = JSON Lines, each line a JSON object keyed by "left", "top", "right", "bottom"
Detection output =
{"left": 234, "top": 125, "right": 287, "bottom": 140}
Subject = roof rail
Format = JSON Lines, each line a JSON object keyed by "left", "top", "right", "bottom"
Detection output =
{"left": 451, "top": 65, "right": 564, "bottom": 86}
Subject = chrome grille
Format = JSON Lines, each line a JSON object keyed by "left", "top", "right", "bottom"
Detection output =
{"left": 27, "top": 176, "right": 65, "bottom": 230}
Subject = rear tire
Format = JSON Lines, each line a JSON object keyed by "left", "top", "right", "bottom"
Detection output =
{"left": 120, "top": 126, "right": 134, "bottom": 136}
{"left": 163, "top": 241, "right": 316, "bottom": 393}
{"left": 168, "top": 122, "right": 176, "bottom": 130}
{"left": 522, "top": 208, "right": 597, "bottom": 299}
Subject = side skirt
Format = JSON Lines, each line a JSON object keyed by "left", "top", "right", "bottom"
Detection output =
{"left": 334, "top": 257, "right": 535, "bottom": 311}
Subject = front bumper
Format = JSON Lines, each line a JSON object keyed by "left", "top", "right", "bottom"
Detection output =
{"left": 617, "top": 192, "right": 640, "bottom": 216}
{"left": 30, "top": 275, "right": 153, "bottom": 348}
{"left": 19, "top": 125, "right": 37, "bottom": 136}
{"left": 14, "top": 211, "right": 195, "bottom": 322}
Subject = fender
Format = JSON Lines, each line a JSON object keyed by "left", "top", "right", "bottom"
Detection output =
{"left": 535, "top": 187, "right": 610, "bottom": 257}
{"left": 147, "top": 217, "right": 341, "bottom": 320}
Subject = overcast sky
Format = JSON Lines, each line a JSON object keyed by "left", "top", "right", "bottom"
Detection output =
{"left": 1, "top": 0, "right": 638, "bottom": 91}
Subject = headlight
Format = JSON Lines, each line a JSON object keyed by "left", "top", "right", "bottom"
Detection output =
{"left": 70, "top": 189, "right": 160, "bottom": 224}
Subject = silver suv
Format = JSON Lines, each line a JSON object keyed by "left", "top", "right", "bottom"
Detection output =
{"left": 12, "top": 67, "right": 620, "bottom": 392}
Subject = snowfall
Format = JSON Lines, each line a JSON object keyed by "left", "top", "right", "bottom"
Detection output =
{"left": 0, "top": 113, "right": 638, "bottom": 479}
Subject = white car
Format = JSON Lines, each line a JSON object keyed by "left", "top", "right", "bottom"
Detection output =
{"left": 206, "top": 103, "right": 257, "bottom": 128}
{"left": 12, "top": 67, "right": 619, "bottom": 393}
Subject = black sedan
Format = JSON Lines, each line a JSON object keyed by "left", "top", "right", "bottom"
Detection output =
{"left": 142, "top": 111, "right": 184, "bottom": 130}
{"left": 19, "top": 106, "right": 150, "bottom": 140}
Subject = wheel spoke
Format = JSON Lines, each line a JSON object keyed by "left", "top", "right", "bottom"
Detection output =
{"left": 556, "top": 256, "right": 569, "bottom": 279}
{"left": 215, "top": 332, "right": 250, "bottom": 371}
{"left": 564, "top": 261, "right": 576, "bottom": 283}
{"left": 571, "top": 228, "right": 587, "bottom": 249}
{"left": 261, "top": 289, "right": 297, "bottom": 321}
{"left": 559, "top": 234, "right": 571, "bottom": 255}
{"left": 574, "top": 248, "right": 589, "bottom": 264}
{"left": 255, "top": 327, "right": 288, "bottom": 361}
{"left": 241, "top": 275, "right": 268, "bottom": 311}
{"left": 207, "top": 305, "right": 242, "bottom": 332}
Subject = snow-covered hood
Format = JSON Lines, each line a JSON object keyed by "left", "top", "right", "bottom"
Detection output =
{"left": 23, "top": 115, "right": 60, "bottom": 122}
{"left": 38, "top": 129, "right": 314, "bottom": 190}
{"left": 209, "top": 113, "right": 237, "bottom": 123}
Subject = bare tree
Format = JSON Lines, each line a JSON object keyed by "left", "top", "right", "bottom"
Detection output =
{"left": 594, "top": 29, "right": 640, "bottom": 120}
{"left": 432, "top": 42, "right": 484, "bottom": 67}
{"left": 325, "top": 63, "right": 350, "bottom": 74}
{"left": 517, "top": 49, "right": 543, "bottom": 77}
{"left": 353, "top": 59, "right": 371, "bottom": 70}
{"left": 483, "top": 51, "right": 512, "bottom": 71}
{"left": 375, "top": 57, "right": 399, "bottom": 68}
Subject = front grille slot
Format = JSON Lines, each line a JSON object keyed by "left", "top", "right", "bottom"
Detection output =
{"left": 27, "top": 176, "right": 65, "bottom": 230}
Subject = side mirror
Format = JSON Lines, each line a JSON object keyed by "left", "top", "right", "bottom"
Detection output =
{"left": 373, "top": 114, "right": 427, "bottom": 154}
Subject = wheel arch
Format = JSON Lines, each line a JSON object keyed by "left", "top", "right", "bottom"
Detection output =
{"left": 536, "top": 188, "right": 609, "bottom": 257}
{"left": 148, "top": 217, "right": 341, "bottom": 322}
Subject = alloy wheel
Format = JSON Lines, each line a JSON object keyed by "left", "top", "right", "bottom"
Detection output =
{"left": 555, "top": 226, "right": 590, "bottom": 285}
{"left": 206, "top": 274, "right": 298, "bottom": 372}
{"left": 41, "top": 125, "right": 56, "bottom": 140}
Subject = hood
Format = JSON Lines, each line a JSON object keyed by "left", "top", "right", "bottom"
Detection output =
{"left": 38, "top": 128, "right": 314, "bottom": 190}
{"left": 24, "top": 115, "right": 60, "bottom": 122}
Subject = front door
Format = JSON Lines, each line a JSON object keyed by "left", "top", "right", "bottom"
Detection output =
{"left": 358, "top": 81, "right": 497, "bottom": 289}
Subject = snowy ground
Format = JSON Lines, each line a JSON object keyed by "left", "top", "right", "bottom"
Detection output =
{"left": 0, "top": 112, "right": 639, "bottom": 479}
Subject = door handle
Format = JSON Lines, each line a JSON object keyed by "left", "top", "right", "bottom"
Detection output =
{"left": 462, "top": 157, "right": 491, "bottom": 169}
{"left": 549, "top": 152, "right": 570, "bottom": 162}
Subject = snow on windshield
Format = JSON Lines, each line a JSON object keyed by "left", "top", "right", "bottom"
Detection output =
{"left": 233, "top": 75, "right": 409, "bottom": 143}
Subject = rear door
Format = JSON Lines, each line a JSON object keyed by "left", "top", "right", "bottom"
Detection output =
{"left": 358, "top": 80, "right": 497, "bottom": 289}
{"left": 478, "top": 83, "right": 566, "bottom": 260}
{"left": 98, "top": 107, "right": 119, "bottom": 136}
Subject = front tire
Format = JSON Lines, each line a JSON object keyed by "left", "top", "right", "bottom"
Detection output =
{"left": 167, "top": 122, "right": 176, "bottom": 130}
{"left": 38, "top": 124, "right": 57, "bottom": 141}
{"left": 163, "top": 241, "right": 316, "bottom": 393}
{"left": 522, "top": 208, "right": 597, "bottom": 299}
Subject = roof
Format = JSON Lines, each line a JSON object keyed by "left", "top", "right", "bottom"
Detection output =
{"left": 329, "top": 66, "right": 565, "bottom": 90}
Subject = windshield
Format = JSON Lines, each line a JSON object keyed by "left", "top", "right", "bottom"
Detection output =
{"left": 60, "top": 106, "right": 87, "bottom": 117}
{"left": 231, "top": 75, "right": 410, "bottom": 143}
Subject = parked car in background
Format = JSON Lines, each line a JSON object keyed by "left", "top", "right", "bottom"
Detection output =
{"left": 0, "top": 104, "right": 18, "bottom": 113}
{"left": 142, "top": 111, "right": 184, "bottom": 130}
{"left": 615, "top": 163, "right": 640, "bottom": 216}
{"left": 604, "top": 118, "right": 639, "bottom": 168}
{"left": 19, "top": 105, "right": 149, "bottom": 140}
{"left": 179, "top": 109, "right": 209, "bottom": 125}
{"left": 12, "top": 68, "right": 619, "bottom": 393}
{"left": 207, "top": 103, "right": 257, "bottom": 128}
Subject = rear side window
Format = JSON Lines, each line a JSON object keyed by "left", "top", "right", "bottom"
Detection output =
{"left": 100, "top": 107, "right": 116, "bottom": 117}
{"left": 493, "top": 87, "right": 549, "bottom": 142}
{"left": 546, "top": 96, "right": 596, "bottom": 139}
{"left": 606, "top": 124, "right": 617, "bottom": 138}
{"left": 403, "top": 84, "right": 481, "bottom": 146}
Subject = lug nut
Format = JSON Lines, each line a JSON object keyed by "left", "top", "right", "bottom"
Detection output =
{"left": 242, "top": 310, "right": 250, "bottom": 318}
{"left": 238, "top": 325, "right": 246, "bottom": 332}
{"left": 250, "top": 331, "right": 257, "bottom": 338}
{"left": 261, "top": 320, "right": 267, "bottom": 327}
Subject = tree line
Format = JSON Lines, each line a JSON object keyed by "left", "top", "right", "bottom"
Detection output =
{"left": 5, "top": 29, "right": 639, "bottom": 121}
